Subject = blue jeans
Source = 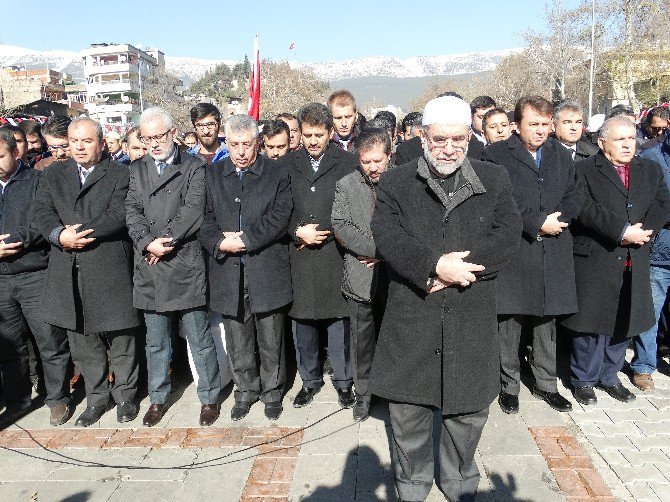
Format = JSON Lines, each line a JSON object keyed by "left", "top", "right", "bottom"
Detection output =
{"left": 631, "top": 265, "right": 670, "bottom": 374}
{"left": 144, "top": 307, "right": 221, "bottom": 405}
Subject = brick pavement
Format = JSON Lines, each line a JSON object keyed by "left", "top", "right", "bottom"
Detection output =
{"left": 0, "top": 352, "right": 668, "bottom": 501}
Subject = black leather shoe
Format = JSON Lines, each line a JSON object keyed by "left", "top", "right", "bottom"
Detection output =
{"left": 337, "top": 388, "right": 355, "bottom": 409}
{"left": 264, "top": 401, "right": 283, "bottom": 421}
{"left": 293, "top": 386, "right": 321, "bottom": 408}
{"left": 498, "top": 392, "right": 519, "bottom": 414}
{"left": 600, "top": 382, "right": 636, "bottom": 403}
{"left": 117, "top": 402, "right": 139, "bottom": 423}
{"left": 200, "top": 404, "right": 220, "bottom": 426}
{"left": 533, "top": 388, "right": 572, "bottom": 412}
{"left": 573, "top": 386, "right": 597, "bottom": 405}
{"left": 353, "top": 399, "right": 370, "bottom": 422}
{"left": 143, "top": 403, "right": 165, "bottom": 427}
{"left": 75, "top": 405, "right": 109, "bottom": 427}
{"left": 231, "top": 401, "right": 252, "bottom": 421}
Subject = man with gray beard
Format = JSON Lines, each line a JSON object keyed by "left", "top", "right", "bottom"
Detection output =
{"left": 370, "top": 96, "right": 522, "bottom": 501}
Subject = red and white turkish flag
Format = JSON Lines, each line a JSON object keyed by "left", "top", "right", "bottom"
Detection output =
{"left": 248, "top": 34, "right": 260, "bottom": 121}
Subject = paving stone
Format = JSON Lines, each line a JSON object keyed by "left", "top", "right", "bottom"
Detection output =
{"left": 604, "top": 409, "right": 649, "bottom": 422}
{"left": 627, "top": 483, "right": 662, "bottom": 502}
{"left": 630, "top": 436, "right": 670, "bottom": 451}
{"left": 478, "top": 414, "right": 540, "bottom": 456}
{"left": 636, "top": 421, "right": 670, "bottom": 436}
{"left": 621, "top": 449, "right": 670, "bottom": 467}
{"left": 597, "top": 448, "right": 631, "bottom": 466}
{"left": 610, "top": 464, "right": 668, "bottom": 485}
{"left": 641, "top": 409, "right": 670, "bottom": 422}
{"left": 569, "top": 410, "right": 614, "bottom": 424}
{"left": 597, "top": 421, "right": 644, "bottom": 437}
{"left": 0, "top": 481, "right": 120, "bottom": 501}
{"left": 577, "top": 467, "right": 614, "bottom": 497}
{"left": 587, "top": 435, "right": 636, "bottom": 451}
{"left": 649, "top": 481, "right": 670, "bottom": 502}
{"left": 290, "top": 451, "right": 357, "bottom": 501}
{"left": 575, "top": 422, "right": 606, "bottom": 437}
{"left": 106, "top": 480, "right": 183, "bottom": 502}
{"left": 519, "top": 402, "right": 572, "bottom": 427}
{"left": 648, "top": 398, "right": 670, "bottom": 411}
{"left": 480, "top": 455, "right": 562, "bottom": 501}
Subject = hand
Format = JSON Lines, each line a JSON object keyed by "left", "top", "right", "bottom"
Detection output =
{"left": 357, "top": 256, "right": 381, "bottom": 268}
{"left": 539, "top": 211, "right": 569, "bottom": 236}
{"left": 435, "top": 251, "right": 485, "bottom": 287}
{"left": 145, "top": 237, "right": 174, "bottom": 262}
{"left": 622, "top": 222, "right": 652, "bottom": 245}
{"left": 427, "top": 277, "right": 451, "bottom": 293}
{"left": 0, "top": 234, "right": 23, "bottom": 258}
{"left": 59, "top": 224, "right": 96, "bottom": 250}
{"left": 296, "top": 223, "right": 331, "bottom": 246}
{"left": 219, "top": 231, "right": 246, "bottom": 253}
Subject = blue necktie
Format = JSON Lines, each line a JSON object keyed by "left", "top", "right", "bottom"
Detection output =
{"left": 535, "top": 147, "right": 542, "bottom": 169}
{"left": 158, "top": 162, "right": 167, "bottom": 176}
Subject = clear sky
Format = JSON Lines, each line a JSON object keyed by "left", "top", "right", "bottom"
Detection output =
{"left": 0, "top": 0, "right": 582, "bottom": 62}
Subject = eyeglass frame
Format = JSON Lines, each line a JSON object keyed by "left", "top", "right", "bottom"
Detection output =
{"left": 193, "top": 121, "right": 219, "bottom": 131}
{"left": 47, "top": 143, "right": 70, "bottom": 152}
{"left": 139, "top": 130, "right": 171, "bottom": 144}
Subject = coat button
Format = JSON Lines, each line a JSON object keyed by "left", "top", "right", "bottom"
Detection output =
{"left": 434, "top": 349, "right": 441, "bottom": 355}
{"left": 167, "top": 219, "right": 172, "bottom": 223}
{"left": 235, "top": 197, "right": 241, "bottom": 203}
{"left": 536, "top": 235, "right": 543, "bottom": 242}
{"left": 617, "top": 256, "right": 622, "bottom": 260}
{"left": 627, "top": 203, "right": 633, "bottom": 208}
{"left": 150, "top": 221, "right": 155, "bottom": 225}
{"left": 310, "top": 186, "right": 316, "bottom": 192}
{"left": 310, "top": 215, "right": 315, "bottom": 221}
{"left": 538, "top": 177, "right": 543, "bottom": 182}
{"left": 166, "top": 190, "right": 171, "bottom": 194}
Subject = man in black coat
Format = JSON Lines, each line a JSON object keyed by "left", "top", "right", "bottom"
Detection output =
{"left": 371, "top": 96, "right": 522, "bottom": 502}
{"left": 126, "top": 107, "right": 221, "bottom": 428}
{"left": 553, "top": 100, "right": 599, "bottom": 161}
{"left": 482, "top": 96, "right": 582, "bottom": 415}
{"left": 280, "top": 103, "right": 358, "bottom": 409}
{"left": 0, "top": 129, "right": 72, "bottom": 426}
{"left": 32, "top": 118, "right": 141, "bottom": 427}
{"left": 562, "top": 116, "right": 670, "bottom": 405}
{"left": 198, "top": 114, "right": 293, "bottom": 422}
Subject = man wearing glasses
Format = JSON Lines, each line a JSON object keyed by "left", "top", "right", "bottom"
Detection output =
{"left": 126, "top": 107, "right": 221, "bottom": 428}
{"left": 188, "top": 103, "right": 229, "bottom": 164}
{"left": 34, "top": 115, "right": 72, "bottom": 171}
{"left": 370, "top": 96, "right": 521, "bottom": 501}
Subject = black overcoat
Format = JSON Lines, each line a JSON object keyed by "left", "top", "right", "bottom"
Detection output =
{"left": 32, "top": 158, "right": 140, "bottom": 333}
{"left": 281, "top": 144, "right": 357, "bottom": 319}
{"left": 369, "top": 157, "right": 522, "bottom": 413}
{"left": 125, "top": 148, "right": 207, "bottom": 312}
{"left": 562, "top": 153, "right": 670, "bottom": 337}
{"left": 198, "top": 156, "right": 293, "bottom": 316}
{"left": 481, "top": 135, "right": 583, "bottom": 316}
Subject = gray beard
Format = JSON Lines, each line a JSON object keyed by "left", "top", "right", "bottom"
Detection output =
{"left": 422, "top": 143, "right": 468, "bottom": 176}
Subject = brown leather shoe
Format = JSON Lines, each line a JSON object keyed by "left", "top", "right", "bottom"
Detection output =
{"left": 143, "top": 403, "right": 165, "bottom": 427}
{"left": 632, "top": 372, "right": 654, "bottom": 391}
{"left": 199, "top": 403, "right": 220, "bottom": 426}
{"left": 50, "top": 403, "right": 73, "bottom": 426}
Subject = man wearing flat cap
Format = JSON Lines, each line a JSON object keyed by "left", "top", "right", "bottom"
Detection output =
{"left": 370, "top": 96, "right": 522, "bottom": 501}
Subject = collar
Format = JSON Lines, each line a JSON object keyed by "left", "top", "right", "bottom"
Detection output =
{"left": 154, "top": 147, "right": 176, "bottom": 168}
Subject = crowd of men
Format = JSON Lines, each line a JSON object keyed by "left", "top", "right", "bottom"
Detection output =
{"left": 1, "top": 87, "right": 670, "bottom": 501}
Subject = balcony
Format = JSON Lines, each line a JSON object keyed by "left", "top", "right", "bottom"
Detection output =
{"left": 86, "top": 80, "right": 139, "bottom": 94}
{"left": 84, "top": 62, "right": 138, "bottom": 78}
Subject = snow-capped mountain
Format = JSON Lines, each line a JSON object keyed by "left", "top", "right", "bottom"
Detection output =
{"left": 0, "top": 44, "right": 520, "bottom": 87}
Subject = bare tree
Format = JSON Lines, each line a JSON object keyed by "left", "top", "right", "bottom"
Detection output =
{"left": 142, "top": 65, "right": 191, "bottom": 130}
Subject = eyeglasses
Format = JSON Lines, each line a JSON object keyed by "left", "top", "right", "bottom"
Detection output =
{"left": 47, "top": 144, "right": 70, "bottom": 152}
{"left": 426, "top": 135, "right": 468, "bottom": 150}
{"left": 139, "top": 130, "right": 171, "bottom": 144}
{"left": 650, "top": 125, "right": 668, "bottom": 134}
{"left": 194, "top": 122, "right": 218, "bottom": 131}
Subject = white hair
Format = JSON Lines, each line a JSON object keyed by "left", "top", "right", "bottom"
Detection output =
{"left": 139, "top": 107, "right": 174, "bottom": 130}
{"left": 224, "top": 114, "right": 258, "bottom": 139}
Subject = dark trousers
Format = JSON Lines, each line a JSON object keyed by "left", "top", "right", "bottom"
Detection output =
{"left": 498, "top": 314, "right": 557, "bottom": 395}
{"left": 348, "top": 298, "right": 381, "bottom": 400}
{"left": 68, "top": 328, "right": 138, "bottom": 407}
{"left": 293, "top": 317, "right": 352, "bottom": 391}
{"left": 222, "top": 268, "right": 286, "bottom": 404}
{"left": 571, "top": 333, "right": 630, "bottom": 387}
{"left": 389, "top": 402, "right": 488, "bottom": 502}
{"left": 0, "top": 270, "right": 70, "bottom": 408}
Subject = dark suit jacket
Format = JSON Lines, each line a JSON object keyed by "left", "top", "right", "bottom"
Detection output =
{"left": 562, "top": 153, "right": 670, "bottom": 337}
{"left": 198, "top": 156, "right": 293, "bottom": 316}
{"left": 481, "top": 135, "right": 582, "bottom": 316}
{"left": 395, "top": 135, "right": 483, "bottom": 166}
{"left": 126, "top": 148, "right": 207, "bottom": 312}
{"left": 32, "top": 158, "right": 139, "bottom": 333}
{"left": 280, "top": 143, "right": 357, "bottom": 319}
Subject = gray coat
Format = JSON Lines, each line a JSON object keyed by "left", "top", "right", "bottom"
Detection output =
{"left": 125, "top": 148, "right": 207, "bottom": 312}
{"left": 481, "top": 135, "right": 583, "bottom": 316}
{"left": 331, "top": 168, "right": 378, "bottom": 303}
{"left": 32, "top": 158, "right": 140, "bottom": 333}
{"left": 370, "top": 157, "right": 522, "bottom": 413}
